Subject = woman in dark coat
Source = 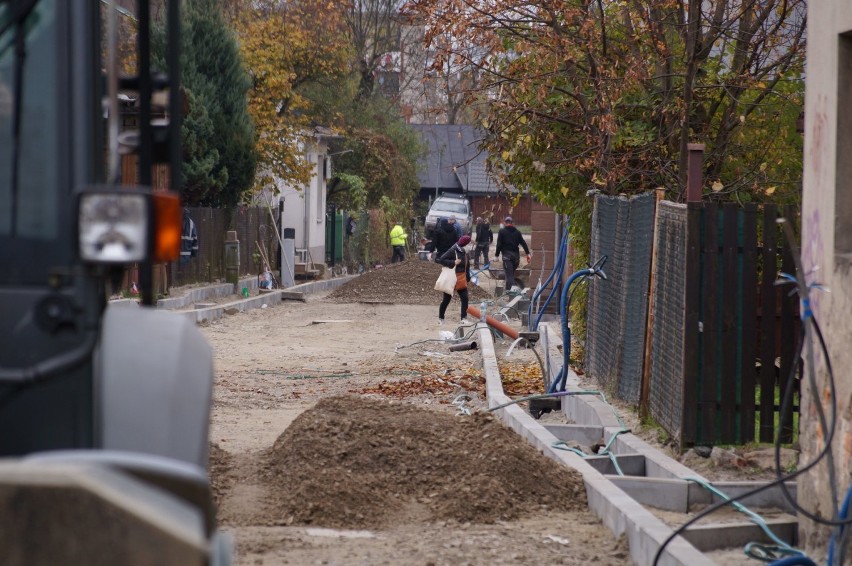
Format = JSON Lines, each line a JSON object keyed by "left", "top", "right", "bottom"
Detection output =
{"left": 436, "top": 234, "right": 472, "bottom": 325}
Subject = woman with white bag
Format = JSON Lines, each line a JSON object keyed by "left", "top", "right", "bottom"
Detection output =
{"left": 434, "top": 234, "right": 472, "bottom": 325}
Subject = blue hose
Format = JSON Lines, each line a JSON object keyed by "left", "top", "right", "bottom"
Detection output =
{"left": 548, "top": 270, "right": 591, "bottom": 393}
{"left": 546, "top": 255, "right": 608, "bottom": 393}
{"left": 768, "top": 558, "right": 817, "bottom": 566}
{"left": 529, "top": 228, "right": 569, "bottom": 331}
{"left": 828, "top": 483, "right": 852, "bottom": 565}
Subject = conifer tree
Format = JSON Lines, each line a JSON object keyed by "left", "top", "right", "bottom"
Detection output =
{"left": 154, "top": 0, "right": 257, "bottom": 206}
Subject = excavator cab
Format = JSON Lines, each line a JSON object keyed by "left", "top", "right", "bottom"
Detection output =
{"left": 0, "top": 1, "right": 226, "bottom": 563}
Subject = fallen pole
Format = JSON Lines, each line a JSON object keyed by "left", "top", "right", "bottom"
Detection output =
{"left": 466, "top": 306, "right": 519, "bottom": 339}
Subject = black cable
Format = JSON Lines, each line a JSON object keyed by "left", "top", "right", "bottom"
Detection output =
{"left": 0, "top": 0, "right": 38, "bottom": 39}
{"left": 652, "top": 423, "right": 814, "bottom": 563}
{"left": 514, "top": 338, "right": 548, "bottom": 391}
{"left": 652, "top": 309, "right": 846, "bottom": 564}
{"left": 774, "top": 318, "right": 851, "bottom": 527}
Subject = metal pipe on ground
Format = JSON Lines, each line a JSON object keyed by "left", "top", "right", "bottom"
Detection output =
{"left": 449, "top": 341, "right": 478, "bottom": 352}
{"left": 467, "top": 306, "right": 519, "bottom": 339}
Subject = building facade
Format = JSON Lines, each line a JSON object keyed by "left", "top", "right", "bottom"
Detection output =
{"left": 799, "top": 1, "right": 852, "bottom": 552}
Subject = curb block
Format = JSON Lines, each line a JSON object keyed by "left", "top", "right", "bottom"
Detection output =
{"left": 108, "top": 275, "right": 360, "bottom": 324}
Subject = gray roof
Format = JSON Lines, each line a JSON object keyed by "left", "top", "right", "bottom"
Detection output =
{"left": 411, "top": 124, "right": 509, "bottom": 195}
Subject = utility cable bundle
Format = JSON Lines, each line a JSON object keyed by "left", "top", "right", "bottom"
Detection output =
{"left": 653, "top": 219, "right": 849, "bottom": 566}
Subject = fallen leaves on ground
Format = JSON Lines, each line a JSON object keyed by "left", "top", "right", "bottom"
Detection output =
{"left": 352, "top": 361, "right": 484, "bottom": 399}
{"left": 499, "top": 360, "right": 544, "bottom": 396}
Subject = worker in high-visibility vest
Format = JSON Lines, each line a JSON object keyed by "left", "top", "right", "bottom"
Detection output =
{"left": 389, "top": 221, "right": 408, "bottom": 263}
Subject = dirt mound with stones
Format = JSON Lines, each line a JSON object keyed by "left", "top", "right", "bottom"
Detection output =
{"left": 262, "top": 395, "right": 587, "bottom": 530}
{"left": 208, "top": 442, "right": 235, "bottom": 508}
{"left": 327, "top": 260, "right": 491, "bottom": 305}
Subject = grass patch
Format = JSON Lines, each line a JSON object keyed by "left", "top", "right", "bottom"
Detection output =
{"left": 753, "top": 383, "right": 799, "bottom": 445}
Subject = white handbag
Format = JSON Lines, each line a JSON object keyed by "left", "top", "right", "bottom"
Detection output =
{"left": 434, "top": 266, "right": 456, "bottom": 294}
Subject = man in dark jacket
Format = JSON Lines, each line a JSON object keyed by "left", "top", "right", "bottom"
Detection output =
{"left": 180, "top": 208, "right": 199, "bottom": 265}
{"left": 473, "top": 216, "right": 493, "bottom": 269}
{"left": 495, "top": 215, "right": 530, "bottom": 291}
{"left": 432, "top": 217, "right": 459, "bottom": 260}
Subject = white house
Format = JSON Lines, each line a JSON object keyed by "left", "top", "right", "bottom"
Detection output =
{"left": 256, "top": 126, "right": 341, "bottom": 280}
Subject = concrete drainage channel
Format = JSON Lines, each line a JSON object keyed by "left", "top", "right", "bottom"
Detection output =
{"left": 111, "top": 280, "right": 797, "bottom": 564}
{"left": 478, "top": 315, "right": 798, "bottom": 565}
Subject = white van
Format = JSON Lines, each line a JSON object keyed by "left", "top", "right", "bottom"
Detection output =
{"left": 424, "top": 195, "right": 473, "bottom": 237}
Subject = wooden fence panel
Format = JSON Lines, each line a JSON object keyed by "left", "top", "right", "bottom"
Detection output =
{"left": 168, "top": 206, "right": 279, "bottom": 288}
{"left": 720, "top": 203, "right": 740, "bottom": 443}
{"left": 740, "top": 204, "right": 758, "bottom": 443}
{"left": 758, "top": 204, "right": 779, "bottom": 443}
{"left": 700, "top": 204, "right": 718, "bottom": 442}
{"left": 680, "top": 202, "right": 799, "bottom": 447}
{"left": 682, "top": 202, "right": 703, "bottom": 445}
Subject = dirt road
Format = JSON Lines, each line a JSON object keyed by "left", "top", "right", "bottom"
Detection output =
{"left": 200, "top": 265, "right": 631, "bottom": 565}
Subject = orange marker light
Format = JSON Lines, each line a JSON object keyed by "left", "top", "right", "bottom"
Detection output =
{"left": 153, "top": 191, "right": 181, "bottom": 262}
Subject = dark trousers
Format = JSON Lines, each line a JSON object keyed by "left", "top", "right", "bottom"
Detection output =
{"left": 502, "top": 255, "right": 520, "bottom": 289}
{"left": 438, "top": 288, "right": 469, "bottom": 320}
{"left": 473, "top": 244, "right": 489, "bottom": 269}
{"left": 391, "top": 245, "right": 405, "bottom": 263}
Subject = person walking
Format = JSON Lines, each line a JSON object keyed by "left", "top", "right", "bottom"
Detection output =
{"left": 436, "top": 234, "right": 472, "bottom": 325}
{"left": 495, "top": 216, "right": 531, "bottom": 291}
{"left": 389, "top": 220, "right": 408, "bottom": 263}
{"left": 432, "top": 217, "right": 459, "bottom": 260}
{"left": 448, "top": 214, "right": 463, "bottom": 239}
{"left": 344, "top": 214, "right": 357, "bottom": 264}
{"left": 180, "top": 208, "right": 199, "bottom": 265}
{"left": 473, "top": 216, "right": 493, "bottom": 269}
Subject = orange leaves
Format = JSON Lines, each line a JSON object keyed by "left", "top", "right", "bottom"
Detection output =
{"left": 231, "top": 0, "right": 351, "bottom": 192}
{"left": 498, "top": 361, "right": 544, "bottom": 397}
{"left": 356, "top": 373, "right": 482, "bottom": 399}
{"left": 353, "top": 360, "right": 484, "bottom": 400}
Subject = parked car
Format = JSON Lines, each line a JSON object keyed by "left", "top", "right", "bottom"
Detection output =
{"left": 424, "top": 194, "right": 473, "bottom": 237}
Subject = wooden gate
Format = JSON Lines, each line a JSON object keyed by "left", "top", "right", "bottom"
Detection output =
{"left": 681, "top": 203, "right": 800, "bottom": 446}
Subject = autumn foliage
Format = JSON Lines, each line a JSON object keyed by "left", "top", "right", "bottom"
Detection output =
{"left": 402, "top": 0, "right": 805, "bottom": 206}
{"left": 229, "top": 1, "right": 352, "bottom": 193}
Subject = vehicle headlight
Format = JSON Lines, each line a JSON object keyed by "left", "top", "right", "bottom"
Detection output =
{"left": 78, "top": 189, "right": 149, "bottom": 263}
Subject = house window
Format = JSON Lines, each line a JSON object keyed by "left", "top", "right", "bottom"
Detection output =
{"left": 316, "top": 155, "right": 324, "bottom": 222}
{"left": 837, "top": 32, "right": 852, "bottom": 262}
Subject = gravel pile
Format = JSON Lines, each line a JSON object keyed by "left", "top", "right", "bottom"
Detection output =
{"left": 262, "top": 395, "right": 588, "bottom": 529}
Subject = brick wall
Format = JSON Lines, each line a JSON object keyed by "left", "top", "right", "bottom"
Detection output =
{"left": 528, "top": 201, "right": 570, "bottom": 313}
{"left": 469, "top": 194, "right": 531, "bottom": 225}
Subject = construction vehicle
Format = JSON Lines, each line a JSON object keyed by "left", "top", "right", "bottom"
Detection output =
{"left": 0, "top": 1, "right": 228, "bottom": 564}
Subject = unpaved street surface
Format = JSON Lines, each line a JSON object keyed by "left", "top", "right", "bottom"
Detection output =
{"left": 200, "top": 261, "right": 631, "bottom": 565}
